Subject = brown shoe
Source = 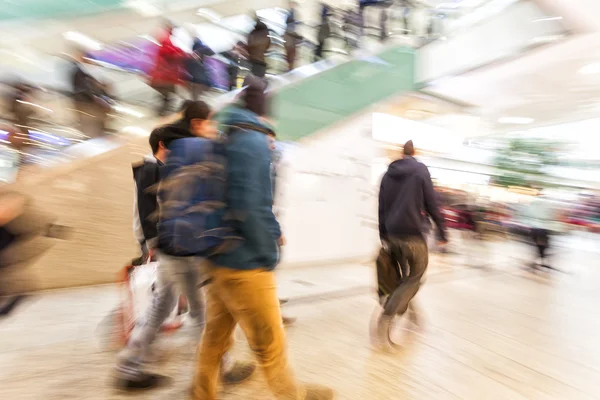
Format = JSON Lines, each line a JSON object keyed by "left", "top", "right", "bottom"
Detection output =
{"left": 304, "top": 384, "right": 335, "bottom": 400}
{"left": 222, "top": 361, "right": 256, "bottom": 385}
{"left": 282, "top": 315, "right": 297, "bottom": 326}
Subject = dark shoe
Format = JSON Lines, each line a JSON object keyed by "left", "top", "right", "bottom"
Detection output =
{"left": 282, "top": 315, "right": 297, "bottom": 326}
{"left": 115, "top": 371, "right": 169, "bottom": 391}
{"left": 222, "top": 361, "right": 256, "bottom": 385}
{"left": 305, "top": 384, "right": 335, "bottom": 400}
{"left": 279, "top": 298, "right": 289, "bottom": 305}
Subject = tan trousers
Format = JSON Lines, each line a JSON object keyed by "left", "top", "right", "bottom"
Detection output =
{"left": 193, "top": 264, "right": 303, "bottom": 399}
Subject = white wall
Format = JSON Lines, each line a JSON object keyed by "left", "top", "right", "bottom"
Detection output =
{"left": 416, "top": 0, "right": 565, "bottom": 83}
{"left": 276, "top": 113, "right": 381, "bottom": 266}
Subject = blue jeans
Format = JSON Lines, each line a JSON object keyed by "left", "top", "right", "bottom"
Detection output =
{"left": 117, "top": 254, "right": 233, "bottom": 378}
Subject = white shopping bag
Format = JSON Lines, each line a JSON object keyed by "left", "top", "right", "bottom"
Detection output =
{"left": 128, "top": 261, "right": 186, "bottom": 326}
{"left": 128, "top": 261, "right": 158, "bottom": 324}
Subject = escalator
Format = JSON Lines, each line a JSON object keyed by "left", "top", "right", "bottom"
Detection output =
{"left": 2, "top": 42, "right": 416, "bottom": 293}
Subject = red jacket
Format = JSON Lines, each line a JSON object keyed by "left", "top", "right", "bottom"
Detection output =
{"left": 150, "top": 31, "right": 186, "bottom": 86}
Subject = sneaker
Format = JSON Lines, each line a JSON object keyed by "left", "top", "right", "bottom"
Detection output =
{"left": 222, "top": 361, "right": 256, "bottom": 385}
{"left": 305, "top": 384, "right": 335, "bottom": 400}
{"left": 282, "top": 315, "right": 297, "bottom": 326}
{"left": 115, "top": 370, "right": 169, "bottom": 391}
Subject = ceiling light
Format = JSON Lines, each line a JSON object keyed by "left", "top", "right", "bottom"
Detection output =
{"left": 497, "top": 117, "right": 534, "bottom": 124}
{"left": 63, "top": 31, "right": 103, "bottom": 51}
{"left": 578, "top": 62, "right": 600, "bottom": 75}
{"left": 532, "top": 16, "right": 563, "bottom": 23}
{"left": 125, "top": 0, "right": 161, "bottom": 17}
{"left": 197, "top": 8, "right": 221, "bottom": 23}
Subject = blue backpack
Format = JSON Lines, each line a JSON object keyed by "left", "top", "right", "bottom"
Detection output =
{"left": 157, "top": 137, "right": 240, "bottom": 257}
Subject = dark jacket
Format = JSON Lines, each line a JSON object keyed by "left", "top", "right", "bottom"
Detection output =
{"left": 132, "top": 121, "right": 194, "bottom": 250}
{"left": 71, "top": 61, "right": 96, "bottom": 104}
{"left": 211, "top": 105, "right": 281, "bottom": 270}
{"left": 378, "top": 156, "right": 446, "bottom": 242}
{"left": 247, "top": 20, "right": 271, "bottom": 64}
{"left": 183, "top": 55, "right": 210, "bottom": 85}
{"left": 132, "top": 156, "right": 163, "bottom": 249}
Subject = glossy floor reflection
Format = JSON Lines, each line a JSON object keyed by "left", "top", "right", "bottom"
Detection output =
{"left": 2, "top": 235, "right": 600, "bottom": 399}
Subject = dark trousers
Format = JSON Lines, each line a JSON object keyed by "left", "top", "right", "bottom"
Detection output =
{"left": 152, "top": 84, "right": 175, "bottom": 116}
{"left": 531, "top": 228, "right": 550, "bottom": 264}
{"left": 250, "top": 60, "right": 267, "bottom": 78}
{"left": 314, "top": 41, "right": 325, "bottom": 61}
{"left": 383, "top": 236, "right": 428, "bottom": 316}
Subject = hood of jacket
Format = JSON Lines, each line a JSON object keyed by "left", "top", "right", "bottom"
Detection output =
{"left": 218, "top": 104, "right": 275, "bottom": 136}
{"left": 386, "top": 156, "right": 423, "bottom": 180}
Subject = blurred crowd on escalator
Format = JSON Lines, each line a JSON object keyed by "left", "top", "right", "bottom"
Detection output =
{"left": 0, "top": 0, "right": 456, "bottom": 179}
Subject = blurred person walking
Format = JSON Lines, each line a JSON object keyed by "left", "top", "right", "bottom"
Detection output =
{"left": 247, "top": 15, "right": 271, "bottom": 78}
{"left": 284, "top": 1, "right": 302, "bottom": 71}
{"left": 183, "top": 40, "right": 214, "bottom": 101}
{"left": 192, "top": 76, "right": 333, "bottom": 400}
{"left": 315, "top": 4, "right": 331, "bottom": 61}
{"left": 525, "top": 191, "right": 557, "bottom": 271}
{"left": 115, "top": 102, "right": 254, "bottom": 390}
{"left": 70, "top": 47, "right": 111, "bottom": 137}
{"left": 283, "top": 14, "right": 302, "bottom": 71}
{"left": 222, "top": 41, "right": 248, "bottom": 91}
{"left": 0, "top": 191, "right": 69, "bottom": 315}
{"left": 377, "top": 141, "right": 447, "bottom": 334}
{"left": 150, "top": 21, "right": 187, "bottom": 116}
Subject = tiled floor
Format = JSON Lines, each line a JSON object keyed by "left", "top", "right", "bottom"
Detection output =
{"left": 2, "top": 235, "right": 600, "bottom": 399}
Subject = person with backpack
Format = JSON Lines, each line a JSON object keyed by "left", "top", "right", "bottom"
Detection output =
{"left": 191, "top": 76, "right": 333, "bottom": 400}
{"left": 183, "top": 38, "right": 215, "bottom": 101}
{"left": 377, "top": 140, "right": 447, "bottom": 330}
{"left": 115, "top": 102, "right": 254, "bottom": 390}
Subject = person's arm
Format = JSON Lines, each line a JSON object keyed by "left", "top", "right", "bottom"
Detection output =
{"left": 422, "top": 167, "right": 447, "bottom": 242}
{"left": 378, "top": 177, "right": 388, "bottom": 242}
{"left": 228, "top": 137, "right": 280, "bottom": 256}
{"left": 132, "top": 181, "right": 146, "bottom": 247}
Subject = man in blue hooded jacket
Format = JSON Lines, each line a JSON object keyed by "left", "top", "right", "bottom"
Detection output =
{"left": 192, "top": 76, "right": 333, "bottom": 400}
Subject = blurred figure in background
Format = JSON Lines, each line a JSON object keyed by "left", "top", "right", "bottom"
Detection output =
{"left": 9, "top": 81, "right": 35, "bottom": 132}
{"left": 288, "top": 0, "right": 299, "bottom": 22}
{"left": 0, "top": 192, "right": 26, "bottom": 315}
{"left": 247, "top": 15, "right": 271, "bottom": 78}
{"left": 525, "top": 190, "right": 557, "bottom": 271}
{"left": 150, "top": 20, "right": 186, "bottom": 116}
{"left": 0, "top": 191, "right": 68, "bottom": 315}
{"left": 315, "top": 4, "right": 331, "bottom": 61}
{"left": 183, "top": 39, "right": 213, "bottom": 101}
{"left": 284, "top": 14, "right": 302, "bottom": 71}
{"left": 222, "top": 41, "right": 248, "bottom": 91}
{"left": 193, "top": 77, "right": 333, "bottom": 400}
{"left": 70, "top": 47, "right": 110, "bottom": 137}
{"left": 343, "top": 8, "right": 363, "bottom": 50}
{"left": 380, "top": 8, "right": 388, "bottom": 42}
{"left": 378, "top": 140, "right": 447, "bottom": 321}
{"left": 284, "top": 1, "right": 302, "bottom": 71}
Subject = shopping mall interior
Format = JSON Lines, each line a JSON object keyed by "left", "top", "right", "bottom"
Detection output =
{"left": 1, "top": 0, "right": 600, "bottom": 399}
